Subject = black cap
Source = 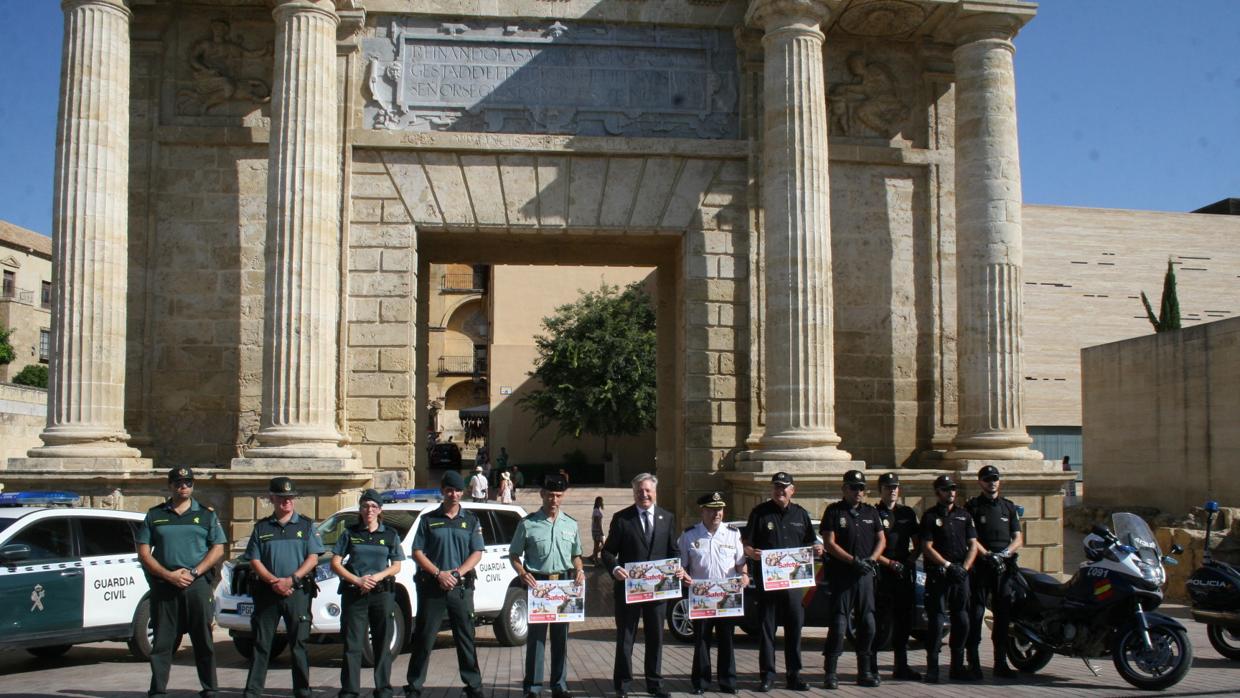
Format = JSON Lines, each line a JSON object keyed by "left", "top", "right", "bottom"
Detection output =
{"left": 933, "top": 474, "right": 957, "bottom": 490}
{"left": 441, "top": 470, "right": 466, "bottom": 490}
{"left": 542, "top": 475, "right": 568, "bottom": 493}
{"left": 843, "top": 470, "right": 866, "bottom": 486}
{"left": 168, "top": 466, "right": 194, "bottom": 483}
{"left": 771, "top": 472, "right": 794, "bottom": 486}
{"left": 697, "top": 491, "right": 726, "bottom": 509}
{"left": 978, "top": 465, "right": 1001, "bottom": 480}
{"left": 878, "top": 472, "right": 900, "bottom": 488}
{"left": 268, "top": 476, "right": 298, "bottom": 496}
{"left": 359, "top": 488, "right": 383, "bottom": 506}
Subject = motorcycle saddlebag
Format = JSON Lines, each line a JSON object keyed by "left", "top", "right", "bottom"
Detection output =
{"left": 1187, "top": 561, "right": 1240, "bottom": 616}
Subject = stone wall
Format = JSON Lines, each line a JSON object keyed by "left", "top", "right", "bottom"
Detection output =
{"left": 1082, "top": 316, "right": 1240, "bottom": 513}
{"left": 0, "top": 384, "right": 46, "bottom": 463}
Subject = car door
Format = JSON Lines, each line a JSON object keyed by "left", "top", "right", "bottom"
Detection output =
{"left": 77, "top": 517, "right": 145, "bottom": 628}
{"left": 0, "top": 516, "right": 84, "bottom": 642}
{"left": 471, "top": 508, "right": 518, "bottom": 612}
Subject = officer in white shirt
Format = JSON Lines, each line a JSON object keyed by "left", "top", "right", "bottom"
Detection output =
{"left": 679, "top": 492, "right": 749, "bottom": 695}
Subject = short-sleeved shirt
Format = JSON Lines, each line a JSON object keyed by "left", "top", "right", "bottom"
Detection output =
{"left": 332, "top": 522, "right": 406, "bottom": 577}
{"left": 876, "top": 502, "right": 920, "bottom": 562}
{"left": 591, "top": 507, "right": 605, "bottom": 539}
{"left": 244, "top": 512, "right": 325, "bottom": 578}
{"left": 820, "top": 500, "right": 883, "bottom": 576}
{"left": 920, "top": 503, "right": 977, "bottom": 564}
{"left": 137, "top": 499, "right": 227, "bottom": 571}
{"left": 966, "top": 494, "right": 1021, "bottom": 553}
{"left": 679, "top": 522, "right": 746, "bottom": 580}
{"left": 743, "top": 500, "right": 816, "bottom": 550}
{"left": 509, "top": 509, "right": 582, "bottom": 574}
{"left": 411, "top": 505, "right": 485, "bottom": 572}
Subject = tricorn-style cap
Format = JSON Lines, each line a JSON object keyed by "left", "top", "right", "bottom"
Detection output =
{"left": 441, "top": 470, "right": 466, "bottom": 491}
{"left": 542, "top": 475, "right": 568, "bottom": 493}
{"left": 697, "top": 491, "right": 726, "bottom": 509}
{"left": 168, "top": 466, "right": 194, "bottom": 483}
{"left": 359, "top": 488, "right": 383, "bottom": 506}
{"left": 878, "top": 472, "right": 900, "bottom": 488}
{"left": 933, "top": 474, "right": 957, "bottom": 490}
{"left": 771, "top": 472, "right": 794, "bottom": 486}
{"left": 843, "top": 470, "right": 866, "bottom": 486}
{"left": 268, "top": 476, "right": 298, "bottom": 496}
{"left": 978, "top": 465, "right": 1001, "bottom": 480}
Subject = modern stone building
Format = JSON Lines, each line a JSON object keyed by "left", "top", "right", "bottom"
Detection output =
{"left": 3, "top": 0, "right": 1081, "bottom": 569}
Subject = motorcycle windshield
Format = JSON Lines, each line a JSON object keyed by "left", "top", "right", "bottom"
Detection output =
{"left": 1113, "top": 512, "right": 1161, "bottom": 565}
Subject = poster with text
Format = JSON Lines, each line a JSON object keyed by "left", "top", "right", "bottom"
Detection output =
{"left": 761, "top": 546, "right": 815, "bottom": 590}
{"left": 688, "top": 578, "right": 745, "bottom": 618}
{"left": 528, "top": 580, "right": 586, "bottom": 623}
{"left": 624, "top": 558, "right": 682, "bottom": 604}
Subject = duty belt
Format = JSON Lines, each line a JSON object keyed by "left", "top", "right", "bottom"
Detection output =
{"left": 531, "top": 571, "right": 573, "bottom": 580}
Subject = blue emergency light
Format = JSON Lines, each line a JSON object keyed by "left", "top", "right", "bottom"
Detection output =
{"left": 380, "top": 488, "right": 442, "bottom": 503}
{"left": 0, "top": 491, "right": 83, "bottom": 507}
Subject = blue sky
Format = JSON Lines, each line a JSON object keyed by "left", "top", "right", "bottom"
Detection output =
{"left": 1, "top": 1, "right": 1236, "bottom": 237}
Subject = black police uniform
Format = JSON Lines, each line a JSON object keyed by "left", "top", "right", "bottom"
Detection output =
{"left": 403, "top": 499, "right": 485, "bottom": 697}
{"left": 820, "top": 499, "right": 883, "bottom": 686}
{"left": 137, "top": 468, "right": 227, "bottom": 698}
{"left": 965, "top": 492, "right": 1021, "bottom": 673}
{"left": 242, "top": 490, "right": 325, "bottom": 698}
{"left": 744, "top": 495, "right": 817, "bottom": 688}
{"left": 920, "top": 500, "right": 977, "bottom": 679}
{"left": 334, "top": 505, "right": 406, "bottom": 698}
{"left": 875, "top": 499, "right": 920, "bottom": 676}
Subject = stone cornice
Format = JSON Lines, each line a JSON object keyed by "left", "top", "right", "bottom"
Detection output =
{"left": 745, "top": 0, "right": 835, "bottom": 31}
{"left": 940, "top": 1, "right": 1036, "bottom": 45}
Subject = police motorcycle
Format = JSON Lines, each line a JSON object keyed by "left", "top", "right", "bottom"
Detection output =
{"left": 1004, "top": 512, "right": 1191, "bottom": 690}
{"left": 1186, "top": 500, "right": 1240, "bottom": 660}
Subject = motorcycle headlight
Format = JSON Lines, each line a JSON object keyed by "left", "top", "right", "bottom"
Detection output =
{"left": 314, "top": 562, "right": 336, "bottom": 582}
{"left": 1138, "top": 560, "right": 1165, "bottom": 586}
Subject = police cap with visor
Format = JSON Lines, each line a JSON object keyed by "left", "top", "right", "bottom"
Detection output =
{"left": 168, "top": 466, "right": 194, "bottom": 483}
{"left": 842, "top": 469, "right": 866, "bottom": 487}
{"left": 933, "top": 474, "right": 957, "bottom": 490}
{"left": 697, "top": 491, "right": 727, "bottom": 509}
{"left": 268, "top": 476, "right": 298, "bottom": 495}
{"left": 978, "top": 465, "right": 1001, "bottom": 481}
{"left": 878, "top": 472, "right": 900, "bottom": 488}
{"left": 542, "top": 474, "right": 568, "bottom": 492}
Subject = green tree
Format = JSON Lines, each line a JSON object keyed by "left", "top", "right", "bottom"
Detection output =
{"left": 12, "top": 363, "right": 48, "bottom": 388}
{"left": 0, "top": 327, "right": 15, "bottom": 366}
{"left": 518, "top": 282, "right": 656, "bottom": 459}
{"left": 1140, "top": 259, "right": 1182, "bottom": 333}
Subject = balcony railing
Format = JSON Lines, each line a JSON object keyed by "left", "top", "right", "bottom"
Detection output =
{"left": 0, "top": 287, "right": 36, "bottom": 306}
{"left": 440, "top": 273, "right": 486, "bottom": 293}
{"left": 439, "top": 355, "right": 486, "bottom": 376}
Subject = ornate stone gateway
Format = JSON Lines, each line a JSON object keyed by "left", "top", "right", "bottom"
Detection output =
{"left": 3, "top": 0, "right": 1071, "bottom": 573}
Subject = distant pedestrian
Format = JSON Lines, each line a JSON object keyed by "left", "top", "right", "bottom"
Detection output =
{"left": 1062, "top": 456, "right": 1076, "bottom": 498}
{"left": 496, "top": 446, "right": 509, "bottom": 472}
{"left": 512, "top": 466, "right": 524, "bottom": 498}
{"left": 498, "top": 471, "right": 514, "bottom": 504}
{"left": 559, "top": 468, "right": 571, "bottom": 488}
{"left": 468, "top": 466, "right": 488, "bottom": 503}
{"left": 591, "top": 497, "right": 605, "bottom": 564}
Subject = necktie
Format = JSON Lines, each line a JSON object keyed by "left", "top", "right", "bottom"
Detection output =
{"left": 643, "top": 510, "right": 654, "bottom": 547}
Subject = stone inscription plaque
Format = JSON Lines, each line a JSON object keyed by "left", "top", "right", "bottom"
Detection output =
{"left": 362, "top": 18, "right": 739, "bottom": 139}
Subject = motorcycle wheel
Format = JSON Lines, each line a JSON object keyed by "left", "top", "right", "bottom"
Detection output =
{"left": 1006, "top": 633, "right": 1054, "bottom": 674}
{"left": 1111, "top": 624, "right": 1192, "bottom": 691}
{"left": 1206, "top": 624, "right": 1240, "bottom": 660}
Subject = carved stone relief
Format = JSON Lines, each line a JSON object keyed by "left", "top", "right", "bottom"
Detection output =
{"left": 361, "top": 17, "right": 740, "bottom": 139}
{"left": 828, "top": 52, "right": 910, "bottom": 139}
{"left": 173, "top": 18, "right": 274, "bottom": 119}
{"left": 837, "top": 0, "right": 927, "bottom": 38}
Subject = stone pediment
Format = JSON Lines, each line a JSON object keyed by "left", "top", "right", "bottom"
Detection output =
{"left": 0, "top": 255, "right": 20, "bottom": 269}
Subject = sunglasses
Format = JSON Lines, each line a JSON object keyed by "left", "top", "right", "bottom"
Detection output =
{"left": 936, "top": 486, "right": 958, "bottom": 492}
{"left": 173, "top": 480, "right": 194, "bottom": 488}
{"left": 847, "top": 484, "right": 867, "bottom": 492}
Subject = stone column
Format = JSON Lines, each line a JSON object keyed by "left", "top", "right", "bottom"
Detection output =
{"left": 947, "top": 7, "right": 1042, "bottom": 464}
{"left": 241, "top": 0, "right": 354, "bottom": 463}
{"left": 744, "top": 0, "right": 854, "bottom": 467}
{"left": 26, "top": 0, "right": 141, "bottom": 462}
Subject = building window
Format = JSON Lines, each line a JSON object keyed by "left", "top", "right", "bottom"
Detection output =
{"left": 39, "top": 330, "right": 50, "bottom": 362}
{"left": 41, "top": 281, "right": 52, "bottom": 309}
{"left": 2, "top": 270, "right": 13, "bottom": 299}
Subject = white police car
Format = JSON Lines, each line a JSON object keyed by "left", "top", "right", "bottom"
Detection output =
{"left": 0, "top": 491, "right": 167, "bottom": 660}
{"left": 215, "top": 490, "right": 528, "bottom": 665}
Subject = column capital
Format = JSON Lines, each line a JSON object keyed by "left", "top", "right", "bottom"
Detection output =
{"left": 61, "top": 0, "right": 130, "bottom": 14}
{"left": 745, "top": 0, "right": 832, "bottom": 33}
{"left": 945, "top": 3, "right": 1035, "bottom": 46}
{"left": 270, "top": 0, "right": 339, "bottom": 23}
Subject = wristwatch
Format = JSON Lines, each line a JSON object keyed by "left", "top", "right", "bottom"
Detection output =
{"left": 189, "top": 568, "right": 200, "bottom": 579}
{"left": 450, "top": 570, "right": 462, "bottom": 581}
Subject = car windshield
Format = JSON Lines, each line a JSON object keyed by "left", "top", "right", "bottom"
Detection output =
{"left": 316, "top": 510, "right": 417, "bottom": 548}
{"left": 0, "top": 518, "right": 14, "bottom": 535}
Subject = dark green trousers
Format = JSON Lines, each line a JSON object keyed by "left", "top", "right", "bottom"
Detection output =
{"left": 244, "top": 588, "right": 312, "bottom": 698}
{"left": 403, "top": 581, "right": 481, "bottom": 696}
{"left": 340, "top": 588, "right": 397, "bottom": 698}
{"left": 148, "top": 575, "right": 217, "bottom": 698}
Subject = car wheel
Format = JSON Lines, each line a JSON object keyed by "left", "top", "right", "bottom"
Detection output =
{"left": 232, "top": 634, "right": 287, "bottom": 663}
{"left": 668, "top": 597, "right": 694, "bottom": 643}
{"left": 26, "top": 645, "right": 73, "bottom": 659}
{"left": 128, "top": 595, "right": 183, "bottom": 661}
{"left": 493, "top": 586, "right": 529, "bottom": 647}
{"left": 362, "top": 607, "right": 408, "bottom": 667}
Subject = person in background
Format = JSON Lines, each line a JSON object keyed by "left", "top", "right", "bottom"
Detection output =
{"left": 558, "top": 468, "right": 571, "bottom": 488}
{"left": 499, "top": 471, "right": 514, "bottom": 504}
{"left": 512, "top": 465, "right": 525, "bottom": 498}
{"left": 468, "top": 465, "right": 488, "bottom": 503}
{"left": 591, "top": 496, "right": 606, "bottom": 564}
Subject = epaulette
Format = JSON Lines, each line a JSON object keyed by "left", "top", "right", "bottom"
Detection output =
{"left": 683, "top": 524, "right": 696, "bottom": 533}
{"left": 205, "top": 505, "right": 215, "bottom": 512}
{"left": 726, "top": 524, "right": 741, "bottom": 532}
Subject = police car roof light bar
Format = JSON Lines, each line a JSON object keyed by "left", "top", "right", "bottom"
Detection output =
{"left": 380, "top": 488, "right": 443, "bottom": 503}
{"left": 0, "top": 491, "right": 83, "bottom": 507}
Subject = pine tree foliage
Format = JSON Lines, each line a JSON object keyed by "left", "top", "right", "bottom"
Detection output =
{"left": 1140, "top": 259, "right": 1182, "bottom": 333}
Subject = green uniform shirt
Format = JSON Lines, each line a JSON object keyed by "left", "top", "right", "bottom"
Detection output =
{"left": 333, "top": 522, "right": 406, "bottom": 577}
{"left": 244, "top": 512, "right": 325, "bottom": 578}
{"left": 411, "top": 505, "right": 484, "bottom": 572}
{"left": 137, "top": 498, "right": 227, "bottom": 571}
{"left": 509, "top": 509, "right": 582, "bottom": 574}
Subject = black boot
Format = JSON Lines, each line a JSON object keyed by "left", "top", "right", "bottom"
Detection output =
{"left": 924, "top": 654, "right": 940, "bottom": 684}
{"left": 994, "top": 656, "right": 1018, "bottom": 679}
{"left": 823, "top": 654, "right": 839, "bottom": 690}
{"left": 949, "top": 650, "right": 970, "bottom": 681}
{"left": 856, "top": 655, "right": 879, "bottom": 688}
{"left": 892, "top": 647, "right": 921, "bottom": 681}
{"left": 966, "top": 647, "right": 983, "bottom": 680}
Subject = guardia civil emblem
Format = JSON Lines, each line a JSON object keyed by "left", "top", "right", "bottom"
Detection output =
{"left": 882, "top": 518, "right": 890, "bottom": 529}
{"left": 838, "top": 516, "right": 847, "bottom": 528}
{"left": 980, "top": 515, "right": 987, "bottom": 524}
{"left": 766, "top": 522, "right": 774, "bottom": 531}
{"left": 935, "top": 518, "right": 943, "bottom": 527}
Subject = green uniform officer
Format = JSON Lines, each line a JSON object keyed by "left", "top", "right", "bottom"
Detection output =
{"left": 331, "top": 488, "right": 406, "bottom": 698}
{"left": 509, "top": 474, "right": 584, "bottom": 698}
{"left": 403, "top": 471, "right": 485, "bottom": 698}
{"left": 137, "top": 466, "right": 227, "bottom": 698}
{"left": 242, "top": 477, "right": 325, "bottom": 698}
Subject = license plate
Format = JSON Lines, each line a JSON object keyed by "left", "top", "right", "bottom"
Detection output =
{"left": 236, "top": 603, "right": 253, "bottom": 617}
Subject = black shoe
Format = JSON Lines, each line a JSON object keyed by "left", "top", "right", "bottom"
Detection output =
{"left": 615, "top": 691, "right": 628, "bottom": 698}
{"left": 994, "top": 663, "right": 1019, "bottom": 679}
{"left": 465, "top": 689, "right": 485, "bottom": 698}
{"left": 719, "top": 686, "right": 737, "bottom": 695}
{"left": 924, "top": 668, "right": 940, "bottom": 684}
{"left": 949, "top": 666, "right": 972, "bottom": 681}
{"left": 649, "top": 690, "right": 671, "bottom": 698}
{"left": 552, "top": 690, "right": 573, "bottom": 698}
{"left": 689, "top": 689, "right": 705, "bottom": 696}
{"left": 857, "top": 673, "right": 879, "bottom": 688}
{"left": 892, "top": 666, "right": 922, "bottom": 681}
{"left": 524, "top": 693, "right": 538, "bottom": 698}
{"left": 756, "top": 679, "right": 773, "bottom": 692}
{"left": 787, "top": 678, "right": 810, "bottom": 691}
{"left": 824, "top": 674, "right": 839, "bottom": 690}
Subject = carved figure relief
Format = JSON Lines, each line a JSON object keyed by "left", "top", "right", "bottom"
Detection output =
{"left": 829, "top": 53, "right": 909, "bottom": 138}
{"left": 177, "top": 19, "right": 273, "bottom": 116}
{"left": 837, "top": 0, "right": 927, "bottom": 37}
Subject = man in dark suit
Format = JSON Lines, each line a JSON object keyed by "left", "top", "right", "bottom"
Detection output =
{"left": 602, "top": 472, "right": 688, "bottom": 698}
